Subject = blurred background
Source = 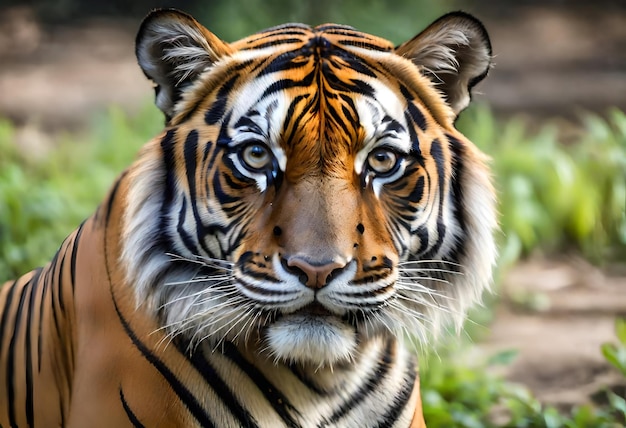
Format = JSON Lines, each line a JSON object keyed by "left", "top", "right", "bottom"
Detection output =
{"left": 1, "top": 0, "right": 625, "bottom": 426}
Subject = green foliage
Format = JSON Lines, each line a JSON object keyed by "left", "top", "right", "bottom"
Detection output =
{"left": 421, "top": 344, "right": 626, "bottom": 427}
{"left": 457, "top": 105, "right": 626, "bottom": 267}
{"left": 602, "top": 318, "right": 626, "bottom": 378}
{"left": 193, "top": 0, "right": 453, "bottom": 43}
{"left": 0, "top": 105, "right": 162, "bottom": 283}
{"left": 421, "top": 317, "right": 626, "bottom": 427}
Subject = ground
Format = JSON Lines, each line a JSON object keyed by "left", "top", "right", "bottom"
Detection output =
{"left": 482, "top": 258, "right": 626, "bottom": 410}
{"left": 1, "top": 4, "right": 625, "bottom": 413}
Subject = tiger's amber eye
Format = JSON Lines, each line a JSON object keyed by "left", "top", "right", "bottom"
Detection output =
{"left": 367, "top": 148, "right": 398, "bottom": 174}
{"left": 242, "top": 143, "right": 271, "bottom": 170}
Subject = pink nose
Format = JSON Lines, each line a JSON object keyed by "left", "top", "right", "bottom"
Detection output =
{"left": 286, "top": 257, "right": 347, "bottom": 289}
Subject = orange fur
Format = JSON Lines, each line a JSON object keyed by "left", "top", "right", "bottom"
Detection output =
{"left": 1, "top": 9, "right": 495, "bottom": 427}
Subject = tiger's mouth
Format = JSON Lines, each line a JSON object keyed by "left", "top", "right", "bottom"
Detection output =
{"left": 295, "top": 301, "right": 335, "bottom": 317}
{"left": 271, "top": 298, "right": 376, "bottom": 328}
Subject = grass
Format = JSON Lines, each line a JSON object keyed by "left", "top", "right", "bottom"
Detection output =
{"left": 0, "top": 105, "right": 162, "bottom": 281}
{"left": 456, "top": 105, "right": 626, "bottom": 269}
{"left": 1, "top": 103, "right": 625, "bottom": 425}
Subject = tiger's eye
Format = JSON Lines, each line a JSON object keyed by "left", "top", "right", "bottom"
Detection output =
{"left": 367, "top": 148, "right": 398, "bottom": 174}
{"left": 242, "top": 143, "right": 271, "bottom": 170}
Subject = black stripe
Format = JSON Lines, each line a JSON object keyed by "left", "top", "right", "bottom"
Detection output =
{"left": 111, "top": 293, "right": 216, "bottom": 428}
{"left": 205, "top": 75, "right": 239, "bottom": 125}
{"left": 7, "top": 278, "right": 31, "bottom": 426}
{"left": 287, "top": 365, "right": 330, "bottom": 395}
{"left": 375, "top": 364, "right": 417, "bottom": 427}
{"left": 184, "top": 130, "right": 220, "bottom": 258}
{"left": 400, "top": 85, "right": 427, "bottom": 132}
{"left": 322, "top": 98, "right": 353, "bottom": 138}
{"left": 176, "top": 198, "right": 198, "bottom": 254}
{"left": 446, "top": 134, "right": 468, "bottom": 262}
{"left": 160, "top": 129, "right": 177, "bottom": 217}
{"left": 222, "top": 342, "right": 301, "bottom": 427}
{"left": 179, "top": 345, "right": 259, "bottom": 428}
{"left": 24, "top": 268, "right": 43, "bottom": 427}
{"left": 283, "top": 95, "right": 313, "bottom": 146}
{"left": 0, "top": 280, "right": 17, "bottom": 366}
{"left": 158, "top": 129, "right": 178, "bottom": 258}
{"left": 324, "top": 50, "right": 379, "bottom": 79}
{"left": 413, "top": 226, "right": 429, "bottom": 256}
{"left": 404, "top": 111, "right": 421, "bottom": 160}
{"left": 38, "top": 253, "right": 57, "bottom": 372}
{"left": 184, "top": 130, "right": 199, "bottom": 198}
{"left": 256, "top": 51, "right": 307, "bottom": 78}
{"left": 69, "top": 222, "right": 85, "bottom": 293}
{"left": 315, "top": 24, "right": 356, "bottom": 33}
{"left": 119, "top": 388, "right": 146, "bottom": 428}
{"left": 407, "top": 102, "right": 427, "bottom": 132}
{"left": 325, "top": 339, "right": 394, "bottom": 425}
{"left": 247, "top": 28, "right": 309, "bottom": 42}
{"left": 56, "top": 241, "right": 69, "bottom": 312}
{"left": 407, "top": 176, "right": 425, "bottom": 204}
{"left": 0, "top": 280, "right": 18, "bottom": 426}
{"left": 213, "top": 170, "right": 242, "bottom": 205}
{"left": 260, "top": 70, "right": 315, "bottom": 100}
{"left": 421, "top": 139, "right": 447, "bottom": 259}
{"left": 104, "top": 172, "right": 126, "bottom": 227}
{"left": 242, "top": 38, "right": 303, "bottom": 50}
{"left": 180, "top": 131, "right": 201, "bottom": 255}
{"left": 337, "top": 39, "right": 392, "bottom": 52}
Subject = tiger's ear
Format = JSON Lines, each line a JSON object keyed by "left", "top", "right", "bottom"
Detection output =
{"left": 136, "top": 9, "right": 232, "bottom": 120}
{"left": 395, "top": 12, "right": 492, "bottom": 117}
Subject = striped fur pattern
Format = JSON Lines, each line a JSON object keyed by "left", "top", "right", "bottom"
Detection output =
{"left": 1, "top": 8, "right": 495, "bottom": 427}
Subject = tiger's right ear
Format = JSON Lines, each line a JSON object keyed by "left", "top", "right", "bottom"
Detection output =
{"left": 136, "top": 9, "right": 232, "bottom": 120}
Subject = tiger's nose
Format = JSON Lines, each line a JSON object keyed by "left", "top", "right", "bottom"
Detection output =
{"left": 285, "top": 256, "right": 347, "bottom": 289}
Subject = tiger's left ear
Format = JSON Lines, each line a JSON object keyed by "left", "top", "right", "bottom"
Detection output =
{"left": 396, "top": 12, "right": 492, "bottom": 116}
{"left": 136, "top": 8, "right": 232, "bottom": 120}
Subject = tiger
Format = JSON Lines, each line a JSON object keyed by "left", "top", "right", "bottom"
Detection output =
{"left": 0, "top": 7, "right": 496, "bottom": 428}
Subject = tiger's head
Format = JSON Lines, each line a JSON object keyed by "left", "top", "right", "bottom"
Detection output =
{"left": 123, "top": 9, "right": 496, "bottom": 367}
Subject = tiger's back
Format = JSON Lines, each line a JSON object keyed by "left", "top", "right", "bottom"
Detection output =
{"left": 1, "top": 9, "right": 495, "bottom": 427}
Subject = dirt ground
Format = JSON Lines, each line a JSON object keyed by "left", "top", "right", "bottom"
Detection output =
{"left": 1, "top": 4, "right": 625, "bottom": 412}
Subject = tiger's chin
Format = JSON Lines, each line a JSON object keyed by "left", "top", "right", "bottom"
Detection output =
{"left": 264, "top": 314, "right": 358, "bottom": 368}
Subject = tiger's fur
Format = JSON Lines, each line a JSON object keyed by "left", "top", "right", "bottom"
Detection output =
{"left": 0, "top": 8, "right": 496, "bottom": 427}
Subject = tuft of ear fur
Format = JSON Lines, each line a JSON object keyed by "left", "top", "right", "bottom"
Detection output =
{"left": 396, "top": 12, "right": 492, "bottom": 116}
{"left": 136, "top": 8, "right": 232, "bottom": 121}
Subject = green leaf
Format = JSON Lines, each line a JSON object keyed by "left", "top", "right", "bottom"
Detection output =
{"left": 488, "top": 349, "right": 519, "bottom": 366}
{"left": 601, "top": 343, "right": 626, "bottom": 376}
{"left": 607, "top": 391, "right": 626, "bottom": 417}
{"left": 615, "top": 318, "right": 626, "bottom": 345}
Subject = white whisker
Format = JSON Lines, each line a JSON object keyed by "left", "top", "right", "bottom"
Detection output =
{"left": 166, "top": 252, "right": 234, "bottom": 272}
{"left": 163, "top": 275, "right": 231, "bottom": 286}
{"left": 399, "top": 267, "right": 462, "bottom": 276}
{"left": 397, "top": 259, "right": 463, "bottom": 268}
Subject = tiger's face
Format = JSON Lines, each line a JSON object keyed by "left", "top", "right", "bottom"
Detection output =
{"left": 124, "top": 10, "right": 496, "bottom": 367}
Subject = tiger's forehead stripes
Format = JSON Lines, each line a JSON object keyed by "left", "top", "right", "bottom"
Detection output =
{"left": 177, "top": 27, "right": 427, "bottom": 182}
{"left": 234, "top": 23, "right": 395, "bottom": 53}
{"left": 173, "top": 22, "right": 451, "bottom": 173}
